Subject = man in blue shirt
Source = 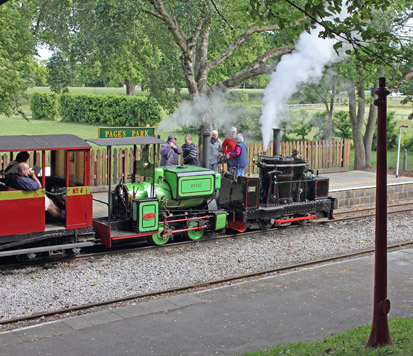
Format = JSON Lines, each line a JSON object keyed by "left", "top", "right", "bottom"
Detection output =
{"left": 6, "top": 163, "right": 63, "bottom": 219}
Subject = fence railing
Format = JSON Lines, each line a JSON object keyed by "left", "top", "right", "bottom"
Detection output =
{"left": 1, "top": 139, "right": 351, "bottom": 187}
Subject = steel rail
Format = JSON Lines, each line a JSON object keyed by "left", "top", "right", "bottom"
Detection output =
{"left": 1, "top": 206, "right": 412, "bottom": 270}
{"left": 1, "top": 240, "right": 412, "bottom": 327}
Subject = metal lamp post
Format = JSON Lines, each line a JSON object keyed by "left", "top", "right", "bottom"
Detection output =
{"left": 396, "top": 125, "right": 408, "bottom": 177}
{"left": 365, "top": 78, "right": 393, "bottom": 348}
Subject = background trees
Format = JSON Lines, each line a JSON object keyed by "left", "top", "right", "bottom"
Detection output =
{"left": 0, "top": 0, "right": 412, "bottom": 171}
{"left": 0, "top": 1, "right": 36, "bottom": 116}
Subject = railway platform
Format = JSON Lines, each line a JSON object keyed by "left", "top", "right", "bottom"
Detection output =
{"left": 1, "top": 247, "right": 412, "bottom": 355}
{"left": 325, "top": 170, "right": 413, "bottom": 209}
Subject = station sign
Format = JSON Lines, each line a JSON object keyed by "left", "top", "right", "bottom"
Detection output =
{"left": 98, "top": 127, "right": 155, "bottom": 138}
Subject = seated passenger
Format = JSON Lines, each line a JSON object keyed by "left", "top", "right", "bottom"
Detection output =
{"left": 5, "top": 151, "right": 41, "bottom": 176}
{"left": 6, "top": 163, "right": 63, "bottom": 220}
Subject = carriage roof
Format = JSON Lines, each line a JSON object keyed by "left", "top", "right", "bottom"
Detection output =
{"left": 0, "top": 135, "right": 90, "bottom": 152}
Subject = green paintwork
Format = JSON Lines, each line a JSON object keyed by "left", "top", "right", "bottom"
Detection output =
{"left": 214, "top": 172, "right": 221, "bottom": 190}
{"left": 215, "top": 212, "right": 227, "bottom": 230}
{"left": 149, "top": 224, "right": 169, "bottom": 246}
{"left": 122, "top": 181, "right": 208, "bottom": 210}
{"left": 138, "top": 201, "right": 158, "bottom": 232}
{"left": 163, "top": 166, "right": 217, "bottom": 199}
{"left": 98, "top": 127, "right": 155, "bottom": 138}
{"left": 185, "top": 220, "right": 205, "bottom": 241}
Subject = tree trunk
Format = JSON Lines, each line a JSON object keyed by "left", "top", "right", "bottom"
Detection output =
{"left": 348, "top": 80, "right": 366, "bottom": 170}
{"left": 125, "top": 79, "right": 135, "bottom": 96}
{"left": 363, "top": 83, "right": 377, "bottom": 168}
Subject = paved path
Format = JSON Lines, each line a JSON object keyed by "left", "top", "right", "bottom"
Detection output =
{"left": 1, "top": 248, "right": 412, "bottom": 356}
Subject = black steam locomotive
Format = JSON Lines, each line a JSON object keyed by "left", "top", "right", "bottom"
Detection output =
{"left": 218, "top": 129, "right": 336, "bottom": 231}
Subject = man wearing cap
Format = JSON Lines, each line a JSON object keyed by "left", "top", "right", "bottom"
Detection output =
{"left": 160, "top": 134, "right": 182, "bottom": 166}
{"left": 222, "top": 127, "right": 237, "bottom": 172}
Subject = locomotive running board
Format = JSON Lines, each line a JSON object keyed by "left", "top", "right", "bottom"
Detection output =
{"left": 0, "top": 242, "right": 95, "bottom": 257}
{"left": 93, "top": 220, "right": 158, "bottom": 248}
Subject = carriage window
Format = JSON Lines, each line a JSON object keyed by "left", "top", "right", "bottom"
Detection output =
{"left": 68, "top": 151, "right": 85, "bottom": 186}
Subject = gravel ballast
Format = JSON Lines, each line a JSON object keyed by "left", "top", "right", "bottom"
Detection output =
{"left": 0, "top": 212, "right": 412, "bottom": 323}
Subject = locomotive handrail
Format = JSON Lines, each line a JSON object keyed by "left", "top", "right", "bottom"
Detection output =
{"left": 92, "top": 198, "right": 109, "bottom": 206}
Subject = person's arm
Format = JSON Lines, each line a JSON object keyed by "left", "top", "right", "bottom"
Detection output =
{"left": 29, "top": 170, "right": 42, "bottom": 189}
{"left": 228, "top": 145, "right": 241, "bottom": 158}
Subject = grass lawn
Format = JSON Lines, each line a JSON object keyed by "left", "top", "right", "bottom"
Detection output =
{"left": 243, "top": 318, "right": 413, "bottom": 356}
{"left": 350, "top": 149, "right": 413, "bottom": 171}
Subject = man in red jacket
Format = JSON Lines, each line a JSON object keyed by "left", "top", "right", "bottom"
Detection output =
{"left": 222, "top": 127, "right": 237, "bottom": 172}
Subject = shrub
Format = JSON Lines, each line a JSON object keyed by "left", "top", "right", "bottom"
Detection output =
{"left": 58, "top": 94, "right": 162, "bottom": 127}
{"left": 30, "top": 92, "right": 59, "bottom": 121}
{"left": 372, "top": 111, "right": 398, "bottom": 150}
{"left": 402, "top": 134, "right": 413, "bottom": 151}
{"left": 333, "top": 111, "right": 352, "bottom": 139}
{"left": 225, "top": 90, "right": 249, "bottom": 103}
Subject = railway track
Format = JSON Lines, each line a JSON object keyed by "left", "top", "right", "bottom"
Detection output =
{"left": 1, "top": 202, "right": 412, "bottom": 271}
{"left": 1, "top": 240, "right": 412, "bottom": 328}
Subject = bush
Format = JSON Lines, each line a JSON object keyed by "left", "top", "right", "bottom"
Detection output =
{"left": 402, "top": 134, "right": 413, "bottom": 151}
{"left": 372, "top": 111, "right": 398, "bottom": 150}
{"left": 30, "top": 92, "right": 59, "bottom": 121}
{"left": 225, "top": 90, "right": 249, "bottom": 103}
{"left": 333, "top": 111, "right": 352, "bottom": 139}
{"left": 58, "top": 94, "right": 162, "bottom": 127}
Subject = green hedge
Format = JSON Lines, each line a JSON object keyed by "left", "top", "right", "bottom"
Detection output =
{"left": 58, "top": 94, "right": 162, "bottom": 126}
{"left": 30, "top": 92, "right": 59, "bottom": 121}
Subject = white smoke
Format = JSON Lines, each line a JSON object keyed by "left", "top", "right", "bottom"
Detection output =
{"left": 157, "top": 90, "right": 242, "bottom": 137}
{"left": 260, "top": 20, "right": 345, "bottom": 151}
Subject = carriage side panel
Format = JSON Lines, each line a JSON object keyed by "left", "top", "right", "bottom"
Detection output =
{"left": 0, "top": 190, "right": 45, "bottom": 236}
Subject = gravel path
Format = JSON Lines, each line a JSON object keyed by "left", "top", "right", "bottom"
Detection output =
{"left": 0, "top": 212, "right": 412, "bottom": 322}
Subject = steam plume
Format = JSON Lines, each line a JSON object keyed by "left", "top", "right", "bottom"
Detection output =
{"left": 260, "top": 21, "right": 344, "bottom": 151}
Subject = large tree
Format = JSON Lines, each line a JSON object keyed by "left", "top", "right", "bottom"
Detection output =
{"left": 0, "top": 2, "right": 36, "bottom": 116}
{"left": 142, "top": 0, "right": 299, "bottom": 101}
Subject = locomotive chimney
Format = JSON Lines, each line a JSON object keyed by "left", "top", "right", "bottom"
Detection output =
{"left": 202, "top": 132, "right": 210, "bottom": 168}
{"left": 273, "top": 128, "right": 281, "bottom": 156}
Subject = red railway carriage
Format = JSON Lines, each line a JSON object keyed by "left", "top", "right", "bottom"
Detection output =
{"left": 0, "top": 135, "right": 94, "bottom": 258}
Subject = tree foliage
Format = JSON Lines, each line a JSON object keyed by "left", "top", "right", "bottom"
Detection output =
{"left": 0, "top": 2, "right": 36, "bottom": 116}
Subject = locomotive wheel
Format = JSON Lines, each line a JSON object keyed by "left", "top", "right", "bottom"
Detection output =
{"left": 185, "top": 221, "right": 205, "bottom": 241}
{"left": 149, "top": 225, "right": 170, "bottom": 246}
{"left": 294, "top": 214, "right": 312, "bottom": 226}
{"left": 258, "top": 219, "right": 273, "bottom": 230}
{"left": 275, "top": 216, "right": 292, "bottom": 227}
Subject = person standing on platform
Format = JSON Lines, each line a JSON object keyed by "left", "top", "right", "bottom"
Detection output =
{"left": 160, "top": 134, "right": 182, "bottom": 166}
{"left": 181, "top": 134, "right": 199, "bottom": 166}
{"left": 222, "top": 127, "right": 237, "bottom": 172}
{"left": 227, "top": 133, "right": 248, "bottom": 177}
{"left": 209, "top": 130, "right": 222, "bottom": 171}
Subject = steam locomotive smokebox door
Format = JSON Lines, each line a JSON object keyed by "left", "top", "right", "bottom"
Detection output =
{"left": 308, "top": 178, "right": 329, "bottom": 200}
{"left": 133, "top": 198, "right": 159, "bottom": 233}
{"left": 163, "top": 166, "right": 217, "bottom": 199}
